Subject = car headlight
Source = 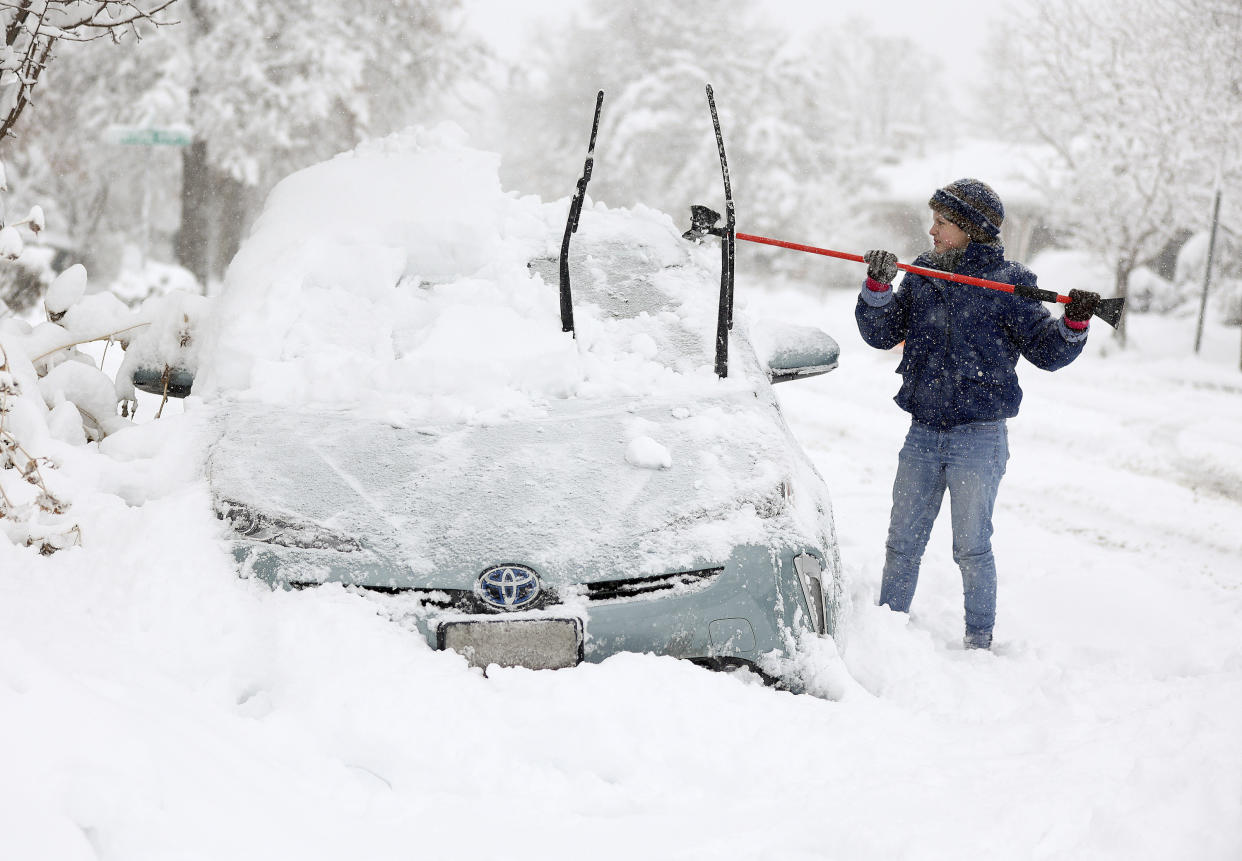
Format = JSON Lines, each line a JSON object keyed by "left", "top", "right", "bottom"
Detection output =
{"left": 216, "top": 499, "right": 364, "bottom": 553}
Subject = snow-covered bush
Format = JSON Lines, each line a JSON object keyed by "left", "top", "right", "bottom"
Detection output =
{"left": 0, "top": 338, "right": 76, "bottom": 553}
{"left": 1125, "top": 266, "right": 1193, "bottom": 315}
{"left": 109, "top": 248, "right": 202, "bottom": 307}
{"left": 0, "top": 243, "right": 57, "bottom": 314}
{"left": 1176, "top": 230, "right": 1242, "bottom": 325}
{"left": 0, "top": 258, "right": 210, "bottom": 553}
{"left": 0, "top": 2, "right": 192, "bottom": 553}
{"left": 1218, "top": 280, "right": 1242, "bottom": 326}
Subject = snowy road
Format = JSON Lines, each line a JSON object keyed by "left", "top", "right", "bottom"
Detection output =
{"left": 2, "top": 283, "right": 1240, "bottom": 860}
{"left": 768, "top": 282, "right": 1242, "bottom": 859}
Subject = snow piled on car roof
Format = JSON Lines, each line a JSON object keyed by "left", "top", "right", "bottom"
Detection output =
{"left": 195, "top": 123, "right": 743, "bottom": 425}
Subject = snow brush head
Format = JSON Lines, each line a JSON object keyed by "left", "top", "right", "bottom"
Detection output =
{"left": 682, "top": 204, "right": 724, "bottom": 241}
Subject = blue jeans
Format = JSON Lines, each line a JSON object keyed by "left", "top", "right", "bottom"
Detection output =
{"left": 880, "top": 419, "right": 1009, "bottom": 634}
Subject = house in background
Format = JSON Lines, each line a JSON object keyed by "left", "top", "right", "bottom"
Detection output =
{"left": 862, "top": 138, "right": 1057, "bottom": 264}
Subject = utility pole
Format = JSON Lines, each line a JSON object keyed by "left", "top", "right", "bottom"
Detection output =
{"left": 1193, "top": 187, "right": 1221, "bottom": 355}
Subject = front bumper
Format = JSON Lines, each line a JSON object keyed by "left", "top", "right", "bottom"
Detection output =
{"left": 237, "top": 541, "right": 835, "bottom": 670}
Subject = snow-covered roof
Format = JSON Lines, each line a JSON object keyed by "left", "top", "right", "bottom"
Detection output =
{"left": 195, "top": 123, "right": 756, "bottom": 426}
{"left": 874, "top": 138, "right": 1056, "bottom": 209}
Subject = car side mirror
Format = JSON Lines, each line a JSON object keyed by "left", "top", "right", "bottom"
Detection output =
{"left": 754, "top": 321, "right": 840, "bottom": 384}
{"left": 131, "top": 366, "right": 195, "bottom": 398}
{"left": 119, "top": 291, "right": 211, "bottom": 399}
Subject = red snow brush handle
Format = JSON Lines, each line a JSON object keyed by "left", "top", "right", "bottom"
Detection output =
{"left": 733, "top": 231, "right": 1126, "bottom": 329}
{"left": 736, "top": 231, "right": 1067, "bottom": 303}
{"left": 682, "top": 205, "right": 1123, "bottom": 327}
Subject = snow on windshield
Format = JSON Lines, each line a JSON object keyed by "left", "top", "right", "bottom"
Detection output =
{"left": 195, "top": 123, "right": 746, "bottom": 426}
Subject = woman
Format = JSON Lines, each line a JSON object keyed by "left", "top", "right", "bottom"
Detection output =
{"left": 855, "top": 178, "right": 1099, "bottom": 650}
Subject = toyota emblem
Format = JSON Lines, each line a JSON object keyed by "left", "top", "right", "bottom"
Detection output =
{"left": 475, "top": 564, "right": 542, "bottom": 611}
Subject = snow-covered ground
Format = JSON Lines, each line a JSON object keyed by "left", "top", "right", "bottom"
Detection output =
{"left": 3, "top": 134, "right": 1241, "bottom": 858}
{"left": 5, "top": 289, "right": 1238, "bottom": 860}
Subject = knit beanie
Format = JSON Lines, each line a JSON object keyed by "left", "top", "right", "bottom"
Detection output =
{"left": 928, "top": 178, "right": 1004, "bottom": 242}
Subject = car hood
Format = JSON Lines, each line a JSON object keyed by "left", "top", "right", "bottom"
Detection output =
{"left": 208, "top": 396, "right": 803, "bottom": 589}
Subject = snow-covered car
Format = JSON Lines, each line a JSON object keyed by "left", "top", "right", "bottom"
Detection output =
{"left": 150, "top": 127, "right": 844, "bottom": 685}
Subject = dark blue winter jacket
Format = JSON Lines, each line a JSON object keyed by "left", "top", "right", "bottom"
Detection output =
{"left": 855, "top": 241, "right": 1087, "bottom": 429}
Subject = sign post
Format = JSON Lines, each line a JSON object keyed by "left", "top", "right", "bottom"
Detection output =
{"left": 103, "top": 125, "right": 194, "bottom": 147}
{"left": 103, "top": 125, "right": 194, "bottom": 268}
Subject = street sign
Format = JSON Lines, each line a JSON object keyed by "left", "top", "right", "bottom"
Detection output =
{"left": 103, "top": 125, "right": 193, "bottom": 147}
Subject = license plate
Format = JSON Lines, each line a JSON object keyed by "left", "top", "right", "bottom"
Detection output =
{"left": 438, "top": 618, "right": 583, "bottom": 670}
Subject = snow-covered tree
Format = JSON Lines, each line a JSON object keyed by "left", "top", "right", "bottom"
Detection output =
{"left": 989, "top": 0, "right": 1242, "bottom": 344}
{"left": 495, "top": 1, "right": 944, "bottom": 275}
{"left": 0, "top": 43, "right": 160, "bottom": 285}
{"left": 0, "top": 1, "right": 179, "bottom": 290}
{"left": 163, "top": 0, "right": 486, "bottom": 285}
{"left": 824, "top": 17, "right": 947, "bottom": 160}
{"left": 167, "top": 0, "right": 486, "bottom": 283}
{"left": 0, "top": 1, "right": 178, "bottom": 144}
{"left": 6, "top": 1, "right": 486, "bottom": 287}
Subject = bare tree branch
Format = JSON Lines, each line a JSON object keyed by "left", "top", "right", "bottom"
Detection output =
{"left": 0, "top": 0, "right": 179, "bottom": 142}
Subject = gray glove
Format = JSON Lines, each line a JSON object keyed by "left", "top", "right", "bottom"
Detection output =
{"left": 1064, "top": 288, "right": 1100, "bottom": 323}
{"left": 864, "top": 249, "right": 898, "bottom": 284}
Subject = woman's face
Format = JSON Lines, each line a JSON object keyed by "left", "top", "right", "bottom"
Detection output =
{"left": 929, "top": 211, "right": 970, "bottom": 252}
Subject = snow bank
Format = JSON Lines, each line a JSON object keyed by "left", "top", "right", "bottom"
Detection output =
{"left": 4, "top": 281, "right": 1240, "bottom": 860}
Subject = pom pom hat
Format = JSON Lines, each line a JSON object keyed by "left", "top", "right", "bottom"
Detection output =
{"left": 929, "top": 178, "right": 1004, "bottom": 242}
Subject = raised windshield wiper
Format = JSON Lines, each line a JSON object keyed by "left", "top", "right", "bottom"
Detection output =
{"left": 558, "top": 89, "right": 604, "bottom": 337}
{"left": 678, "top": 85, "right": 738, "bottom": 378}
{"left": 706, "top": 84, "right": 736, "bottom": 378}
